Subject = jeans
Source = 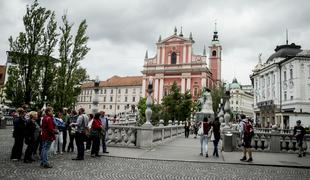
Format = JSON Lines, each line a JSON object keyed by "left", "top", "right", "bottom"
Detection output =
{"left": 62, "top": 129, "right": 67, "bottom": 152}
{"left": 67, "top": 134, "right": 75, "bottom": 152}
{"left": 40, "top": 141, "right": 52, "bottom": 166}
{"left": 200, "top": 135, "right": 208, "bottom": 155}
{"left": 213, "top": 139, "right": 219, "bottom": 156}
{"left": 53, "top": 132, "right": 63, "bottom": 154}
{"left": 102, "top": 133, "right": 107, "bottom": 153}
{"left": 91, "top": 135, "right": 100, "bottom": 156}
{"left": 75, "top": 132, "right": 85, "bottom": 159}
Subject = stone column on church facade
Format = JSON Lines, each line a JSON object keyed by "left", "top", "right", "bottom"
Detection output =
{"left": 186, "top": 78, "right": 191, "bottom": 91}
{"left": 161, "top": 47, "right": 165, "bottom": 64}
{"left": 154, "top": 78, "right": 159, "bottom": 102}
{"left": 181, "top": 78, "right": 186, "bottom": 93}
{"left": 183, "top": 46, "right": 186, "bottom": 63}
{"left": 159, "top": 78, "right": 164, "bottom": 103}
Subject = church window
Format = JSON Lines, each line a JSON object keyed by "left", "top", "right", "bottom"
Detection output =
{"left": 284, "top": 71, "right": 287, "bottom": 81}
{"left": 290, "top": 69, "right": 293, "bottom": 79}
{"left": 212, "top": 50, "right": 217, "bottom": 57}
{"left": 171, "top": 52, "right": 177, "bottom": 64}
{"left": 284, "top": 91, "right": 287, "bottom": 101}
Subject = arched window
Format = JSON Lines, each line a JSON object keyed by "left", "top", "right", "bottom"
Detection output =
{"left": 212, "top": 50, "right": 217, "bottom": 57}
{"left": 171, "top": 52, "right": 177, "bottom": 64}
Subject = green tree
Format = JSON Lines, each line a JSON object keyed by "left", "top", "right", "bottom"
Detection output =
{"left": 54, "top": 15, "right": 90, "bottom": 110}
{"left": 6, "top": 0, "right": 54, "bottom": 107}
{"left": 6, "top": 0, "right": 89, "bottom": 109}
{"left": 210, "top": 83, "right": 225, "bottom": 116}
{"left": 161, "top": 81, "right": 192, "bottom": 124}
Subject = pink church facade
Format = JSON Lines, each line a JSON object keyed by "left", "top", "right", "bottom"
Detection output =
{"left": 142, "top": 28, "right": 222, "bottom": 103}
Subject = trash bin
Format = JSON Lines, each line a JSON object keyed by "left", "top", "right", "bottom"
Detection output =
{"left": 223, "top": 132, "right": 233, "bottom": 152}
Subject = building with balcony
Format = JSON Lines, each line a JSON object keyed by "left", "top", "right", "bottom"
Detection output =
{"left": 250, "top": 43, "right": 310, "bottom": 128}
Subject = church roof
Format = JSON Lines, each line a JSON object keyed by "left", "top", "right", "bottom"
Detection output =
{"left": 81, "top": 76, "right": 142, "bottom": 89}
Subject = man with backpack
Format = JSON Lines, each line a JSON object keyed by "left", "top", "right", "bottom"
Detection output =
{"left": 239, "top": 114, "right": 254, "bottom": 162}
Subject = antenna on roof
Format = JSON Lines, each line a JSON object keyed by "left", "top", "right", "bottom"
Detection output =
{"left": 286, "top": 29, "right": 288, "bottom": 45}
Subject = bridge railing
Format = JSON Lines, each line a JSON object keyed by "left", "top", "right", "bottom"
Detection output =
{"left": 107, "top": 123, "right": 184, "bottom": 148}
{"left": 229, "top": 130, "right": 310, "bottom": 154}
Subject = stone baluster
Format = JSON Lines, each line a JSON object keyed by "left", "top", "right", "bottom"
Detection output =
{"left": 168, "top": 120, "right": 172, "bottom": 126}
{"left": 159, "top": 119, "right": 164, "bottom": 127}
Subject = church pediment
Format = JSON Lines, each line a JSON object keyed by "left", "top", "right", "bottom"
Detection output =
{"left": 159, "top": 35, "right": 191, "bottom": 44}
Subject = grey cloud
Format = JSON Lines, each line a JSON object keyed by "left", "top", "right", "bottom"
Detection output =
{"left": 1, "top": 0, "right": 310, "bottom": 85}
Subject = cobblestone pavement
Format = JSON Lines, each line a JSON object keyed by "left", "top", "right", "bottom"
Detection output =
{"left": 1, "top": 128, "right": 310, "bottom": 180}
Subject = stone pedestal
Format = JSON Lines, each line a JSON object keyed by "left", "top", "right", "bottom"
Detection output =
{"left": 222, "top": 130, "right": 233, "bottom": 152}
{"left": 136, "top": 126, "right": 153, "bottom": 148}
{"left": 270, "top": 130, "right": 281, "bottom": 152}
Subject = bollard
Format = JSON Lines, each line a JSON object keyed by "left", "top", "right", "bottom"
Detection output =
{"left": 223, "top": 132, "right": 233, "bottom": 152}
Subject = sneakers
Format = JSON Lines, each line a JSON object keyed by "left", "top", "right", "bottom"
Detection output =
{"left": 298, "top": 154, "right": 302, "bottom": 158}
{"left": 246, "top": 157, "right": 253, "bottom": 162}
{"left": 102, "top": 151, "right": 109, "bottom": 154}
{"left": 240, "top": 156, "right": 247, "bottom": 161}
{"left": 199, "top": 153, "right": 203, "bottom": 156}
{"left": 205, "top": 154, "right": 208, "bottom": 158}
{"left": 72, "top": 158, "right": 84, "bottom": 160}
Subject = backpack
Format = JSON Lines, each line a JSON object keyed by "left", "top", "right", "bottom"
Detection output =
{"left": 243, "top": 121, "right": 254, "bottom": 137}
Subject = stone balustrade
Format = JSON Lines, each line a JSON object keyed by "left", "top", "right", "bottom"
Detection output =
{"left": 228, "top": 130, "right": 310, "bottom": 154}
{"left": 107, "top": 123, "right": 184, "bottom": 148}
{"left": 254, "top": 128, "right": 293, "bottom": 134}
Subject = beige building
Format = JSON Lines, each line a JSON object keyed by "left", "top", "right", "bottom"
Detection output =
{"left": 77, "top": 75, "right": 142, "bottom": 115}
{"left": 226, "top": 78, "right": 254, "bottom": 119}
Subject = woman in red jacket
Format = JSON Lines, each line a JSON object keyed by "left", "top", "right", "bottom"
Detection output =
{"left": 90, "top": 113, "right": 102, "bottom": 157}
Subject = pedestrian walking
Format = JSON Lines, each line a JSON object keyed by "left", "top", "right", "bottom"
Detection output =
{"left": 70, "top": 108, "right": 89, "bottom": 160}
{"left": 40, "top": 107, "right": 56, "bottom": 168}
{"left": 184, "top": 119, "right": 190, "bottom": 138}
{"left": 90, "top": 113, "right": 102, "bottom": 157}
{"left": 211, "top": 117, "right": 221, "bottom": 157}
{"left": 239, "top": 114, "right": 254, "bottom": 162}
{"left": 293, "top": 120, "right": 306, "bottom": 157}
{"left": 10, "top": 108, "right": 26, "bottom": 161}
{"left": 198, "top": 117, "right": 211, "bottom": 157}
{"left": 100, "top": 111, "right": 109, "bottom": 154}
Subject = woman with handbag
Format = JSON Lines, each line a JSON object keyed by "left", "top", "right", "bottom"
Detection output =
{"left": 90, "top": 113, "right": 102, "bottom": 157}
{"left": 67, "top": 110, "right": 78, "bottom": 152}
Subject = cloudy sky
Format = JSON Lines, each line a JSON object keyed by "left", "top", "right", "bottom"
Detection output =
{"left": 1, "top": 0, "right": 310, "bottom": 85}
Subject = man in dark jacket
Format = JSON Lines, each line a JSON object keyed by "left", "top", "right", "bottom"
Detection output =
{"left": 40, "top": 107, "right": 55, "bottom": 168}
{"left": 10, "top": 108, "right": 26, "bottom": 161}
{"left": 293, "top": 120, "right": 306, "bottom": 157}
